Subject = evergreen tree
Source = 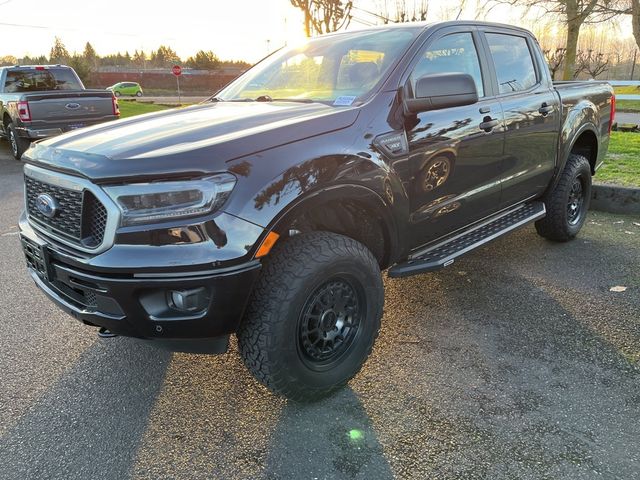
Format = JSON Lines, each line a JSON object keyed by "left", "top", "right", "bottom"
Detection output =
{"left": 185, "top": 50, "right": 220, "bottom": 70}
{"left": 49, "top": 37, "right": 70, "bottom": 64}
{"left": 83, "top": 42, "right": 98, "bottom": 68}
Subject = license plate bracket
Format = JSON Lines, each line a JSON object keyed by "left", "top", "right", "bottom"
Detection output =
{"left": 21, "top": 235, "right": 54, "bottom": 282}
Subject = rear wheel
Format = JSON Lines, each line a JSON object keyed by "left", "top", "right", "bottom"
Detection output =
{"left": 7, "top": 122, "right": 30, "bottom": 160}
{"left": 237, "top": 232, "right": 384, "bottom": 402}
{"left": 535, "top": 153, "right": 592, "bottom": 242}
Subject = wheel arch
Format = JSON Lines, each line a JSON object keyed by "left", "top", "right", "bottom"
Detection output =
{"left": 261, "top": 184, "right": 401, "bottom": 270}
{"left": 569, "top": 128, "right": 598, "bottom": 174}
{"left": 549, "top": 122, "right": 599, "bottom": 194}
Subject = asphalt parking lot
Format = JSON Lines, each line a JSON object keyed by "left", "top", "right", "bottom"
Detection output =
{"left": 0, "top": 142, "right": 638, "bottom": 480}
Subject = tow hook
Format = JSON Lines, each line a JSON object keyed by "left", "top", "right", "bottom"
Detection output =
{"left": 98, "top": 327, "right": 118, "bottom": 338}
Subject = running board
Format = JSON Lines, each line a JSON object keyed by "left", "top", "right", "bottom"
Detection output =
{"left": 388, "top": 202, "right": 546, "bottom": 278}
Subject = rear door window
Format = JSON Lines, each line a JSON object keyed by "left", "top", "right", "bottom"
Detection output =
{"left": 485, "top": 33, "right": 537, "bottom": 94}
{"left": 4, "top": 68, "right": 82, "bottom": 92}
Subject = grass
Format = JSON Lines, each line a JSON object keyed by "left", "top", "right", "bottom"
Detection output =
{"left": 613, "top": 86, "right": 640, "bottom": 112}
{"left": 613, "top": 85, "right": 640, "bottom": 95}
{"left": 598, "top": 131, "right": 640, "bottom": 187}
{"left": 118, "top": 100, "right": 171, "bottom": 118}
{"left": 617, "top": 100, "right": 640, "bottom": 113}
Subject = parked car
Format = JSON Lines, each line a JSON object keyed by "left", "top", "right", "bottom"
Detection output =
{"left": 0, "top": 65, "right": 119, "bottom": 159}
{"left": 107, "top": 82, "right": 143, "bottom": 97}
{"left": 19, "top": 21, "right": 614, "bottom": 401}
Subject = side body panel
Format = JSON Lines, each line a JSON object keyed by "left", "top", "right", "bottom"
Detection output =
{"left": 476, "top": 26, "right": 561, "bottom": 207}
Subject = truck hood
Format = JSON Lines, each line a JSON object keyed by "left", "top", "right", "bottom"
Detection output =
{"left": 25, "top": 101, "right": 359, "bottom": 182}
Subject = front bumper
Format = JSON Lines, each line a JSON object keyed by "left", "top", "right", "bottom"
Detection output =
{"left": 19, "top": 215, "right": 263, "bottom": 354}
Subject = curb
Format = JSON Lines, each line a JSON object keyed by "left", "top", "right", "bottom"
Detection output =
{"left": 591, "top": 184, "right": 640, "bottom": 215}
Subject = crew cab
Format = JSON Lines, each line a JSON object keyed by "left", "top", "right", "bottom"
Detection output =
{"left": 0, "top": 65, "right": 119, "bottom": 159}
{"left": 18, "top": 22, "right": 614, "bottom": 401}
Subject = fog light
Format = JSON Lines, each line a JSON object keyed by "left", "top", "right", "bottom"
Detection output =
{"left": 170, "top": 287, "right": 209, "bottom": 312}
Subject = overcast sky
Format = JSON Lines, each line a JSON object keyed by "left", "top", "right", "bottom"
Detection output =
{"left": 0, "top": 0, "right": 634, "bottom": 62}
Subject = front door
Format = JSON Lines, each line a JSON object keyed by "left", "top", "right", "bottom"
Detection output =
{"left": 405, "top": 29, "right": 505, "bottom": 246}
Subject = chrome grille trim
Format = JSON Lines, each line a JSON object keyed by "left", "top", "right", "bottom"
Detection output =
{"left": 23, "top": 164, "right": 121, "bottom": 254}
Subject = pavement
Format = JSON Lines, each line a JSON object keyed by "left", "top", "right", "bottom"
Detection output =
{"left": 0, "top": 141, "right": 638, "bottom": 480}
{"left": 616, "top": 112, "right": 640, "bottom": 126}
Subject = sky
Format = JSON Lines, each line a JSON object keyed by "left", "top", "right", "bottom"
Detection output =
{"left": 0, "top": 0, "right": 635, "bottom": 62}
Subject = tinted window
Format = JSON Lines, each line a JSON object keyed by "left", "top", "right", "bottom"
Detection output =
{"left": 4, "top": 68, "right": 82, "bottom": 92}
{"left": 411, "top": 32, "right": 484, "bottom": 97}
{"left": 218, "top": 28, "right": 418, "bottom": 104}
{"left": 486, "top": 33, "right": 537, "bottom": 94}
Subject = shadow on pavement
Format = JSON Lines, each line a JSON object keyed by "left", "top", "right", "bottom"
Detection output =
{"left": 263, "top": 388, "right": 394, "bottom": 480}
{"left": 0, "top": 337, "right": 171, "bottom": 480}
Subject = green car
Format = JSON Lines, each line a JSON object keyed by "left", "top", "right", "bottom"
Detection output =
{"left": 107, "top": 81, "right": 143, "bottom": 97}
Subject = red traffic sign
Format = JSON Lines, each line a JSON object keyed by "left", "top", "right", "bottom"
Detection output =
{"left": 172, "top": 65, "right": 182, "bottom": 76}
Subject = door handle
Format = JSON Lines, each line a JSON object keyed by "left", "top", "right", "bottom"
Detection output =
{"left": 479, "top": 116, "right": 499, "bottom": 132}
{"left": 539, "top": 103, "right": 554, "bottom": 116}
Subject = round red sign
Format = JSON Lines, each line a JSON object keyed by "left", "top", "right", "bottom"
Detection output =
{"left": 172, "top": 65, "right": 182, "bottom": 76}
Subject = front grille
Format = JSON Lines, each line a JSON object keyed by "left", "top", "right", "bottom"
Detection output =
{"left": 25, "top": 175, "right": 108, "bottom": 249}
{"left": 81, "top": 192, "right": 108, "bottom": 248}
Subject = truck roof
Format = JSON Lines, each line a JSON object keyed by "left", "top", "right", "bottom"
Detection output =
{"left": 0, "top": 65, "right": 70, "bottom": 69}
{"left": 318, "top": 20, "right": 534, "bottom": 38}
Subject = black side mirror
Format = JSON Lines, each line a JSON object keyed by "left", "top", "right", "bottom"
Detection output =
{"left": 405, "top": 73, "right": 479, "bottom": 114}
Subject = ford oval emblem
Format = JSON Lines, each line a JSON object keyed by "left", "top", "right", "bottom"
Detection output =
{"left": 35, "top": 194, "right": 60, "bottom": 218}
{"left": 65, "top": 102, "right": 81, "bottom": 110}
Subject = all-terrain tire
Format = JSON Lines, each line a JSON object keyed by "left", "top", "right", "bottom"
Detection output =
{"left": 7, "top": 122, "right": 30, "bottom": 160}
{"left": 535, "top": 153, "right": 592, "bottom": 242}
{"left": 237, "top": 231, "right": 384, "bottom": 402}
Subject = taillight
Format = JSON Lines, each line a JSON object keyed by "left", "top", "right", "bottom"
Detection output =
{"left": 112, "top": 95, "right": 120, "bottom": 117}
{"left": 609, "top": 94, "right": 616, "bottom": 133}
{"left": 17, "top": 101, "right": 31, "bottom": 122}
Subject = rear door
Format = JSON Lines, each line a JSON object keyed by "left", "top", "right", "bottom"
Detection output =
{"left": 402, "top": 27, "right": 505, "bottom": 245}
{"left": 479, "top": 28, "right": 561, "bottom": 207}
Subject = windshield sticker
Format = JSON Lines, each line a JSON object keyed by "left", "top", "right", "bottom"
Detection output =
{"left": 333, "top": 96, "right": 356, "bottom": 106}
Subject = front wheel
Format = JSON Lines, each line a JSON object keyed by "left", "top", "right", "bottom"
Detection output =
{"left": 535, "top": 153, "right": 592, "bottom": 242}
{"left": 135, "top": 91, "right": 143, "bottom": 97}
{"left": 237, "top": 232, "right": 384, "bottom": 402}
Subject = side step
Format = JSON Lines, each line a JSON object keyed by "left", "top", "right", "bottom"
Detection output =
{"left": 388, "top": 201, "right": 546, "bottom": 278}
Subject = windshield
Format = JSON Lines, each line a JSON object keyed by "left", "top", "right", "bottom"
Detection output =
{"left": 4, "top": 68, "right": 83, "bottom": 92}
{"left": 217, "top": 28, "right": 419, "bottom": 106}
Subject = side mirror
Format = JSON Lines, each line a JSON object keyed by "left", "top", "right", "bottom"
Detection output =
{"left": 405, "top": 73, "right": 479, "bottom": 114}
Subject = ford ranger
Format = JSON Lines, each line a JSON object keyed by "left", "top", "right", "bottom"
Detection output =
{"left": 1, "top": 65, "right": 119, "bottom": 160}
{"left": 18, "top": 22, "right": 615, "bottom": 401}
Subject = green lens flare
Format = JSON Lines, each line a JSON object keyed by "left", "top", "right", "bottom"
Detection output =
{"left": 348, "top": 429, "right": 364, "bottom": 441}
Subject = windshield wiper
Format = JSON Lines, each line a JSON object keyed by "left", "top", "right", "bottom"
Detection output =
{"left": 212, "top": 96, "right": 315, "bottom": 104}
{"left": 271, "top": 98, "right": 315, "bottom": 103}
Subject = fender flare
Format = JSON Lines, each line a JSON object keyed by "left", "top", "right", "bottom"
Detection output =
{"left": 259, "top": 183, "right": 403, "bottom": 266}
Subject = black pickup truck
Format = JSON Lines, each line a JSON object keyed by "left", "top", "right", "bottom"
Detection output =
{"left": 18, "top": 21, "right": 614, "bottom": 401}
{"left": 0, "top": 65, "right": 119, "bottom": 159}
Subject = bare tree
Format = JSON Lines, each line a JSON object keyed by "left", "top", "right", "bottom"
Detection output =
{"left": 290, "top": 0, "right": 353, "bottom": 36}
{"left": 492, "top": 0, "right": 602, "bottom": 80}
{"left": 574, "top": 49, "right": 610, "bottom": 77}
{"left": 544, "top": 47, "right": 567, "bottom": 79}
{"left": 632, "top": 0, "right": 640, "bottom": 52}
{"left": 378, "top": 0, "right": 429, "bottom": 23}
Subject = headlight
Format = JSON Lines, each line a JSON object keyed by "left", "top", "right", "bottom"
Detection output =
{"left": 103, "top": 174, "right": 236, "bottom": 226}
